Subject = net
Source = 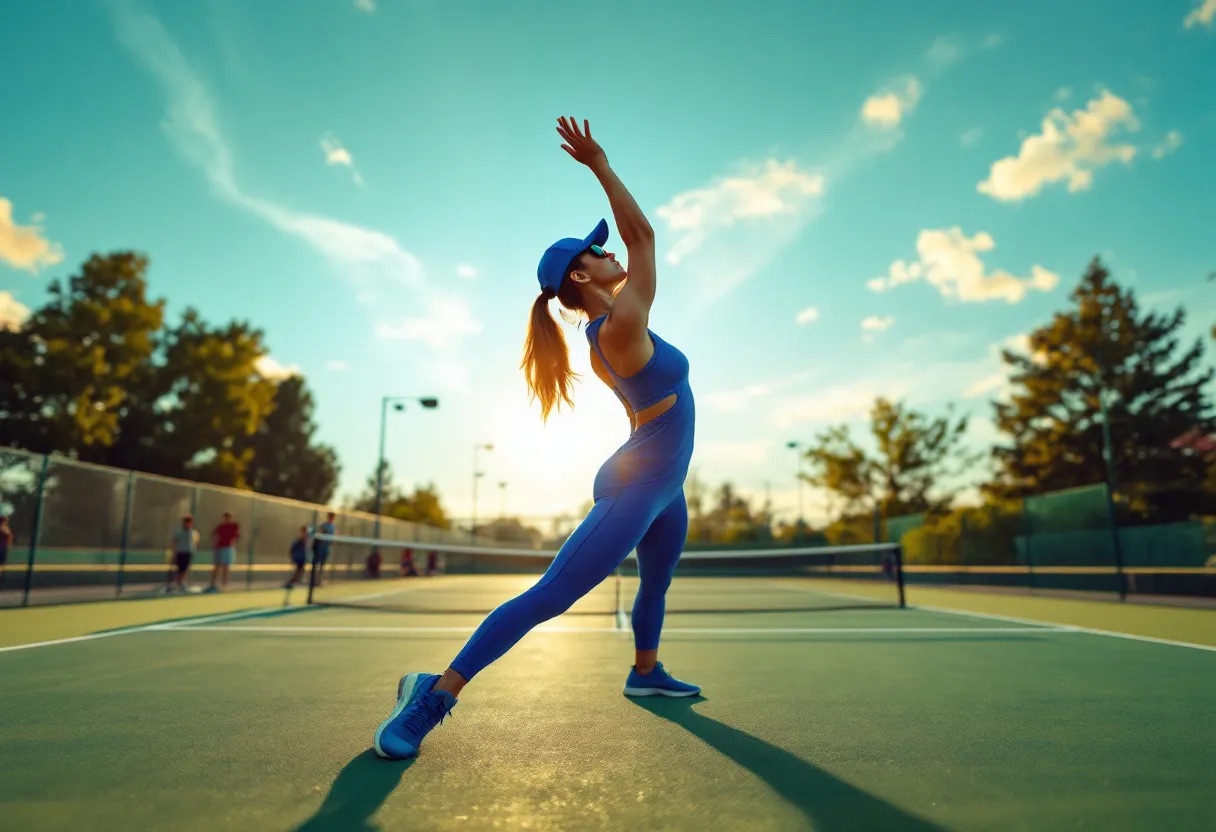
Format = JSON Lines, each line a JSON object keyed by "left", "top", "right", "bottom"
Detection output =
{"left": 305, "top": 534, "right": 905, "bottom": 616}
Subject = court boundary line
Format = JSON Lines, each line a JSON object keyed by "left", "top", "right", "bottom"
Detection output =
{"left": 0, "top": 606, "right": 304, "bottom": 654}
{"left": 156, "top": 622, "right": 1072, "bottom": 636}
{"left": 914, "top": 604, "right": 1216, "bottom": 653}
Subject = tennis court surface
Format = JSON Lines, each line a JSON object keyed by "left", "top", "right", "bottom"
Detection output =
{"left": 2, "top": 542, "right": 1213, "bottom": 832}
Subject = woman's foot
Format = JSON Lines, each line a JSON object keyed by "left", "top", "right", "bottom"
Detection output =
{"left": 622, "top": 662, "right": 701, "bottom": 697}
{"left": 373, "top": 672, "right": 457, "bottom": 759}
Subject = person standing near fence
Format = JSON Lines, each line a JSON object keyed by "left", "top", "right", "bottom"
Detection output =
{"left": 167, "top": 515, "right": 199, "bottom": 594}
{"left": 207, "top": 512, "right": 240, "bottom": 593}
{"left": 0, "top": 515, "right": 13, "bottom": 586}
{"left": 286, "top": 526, "right": 309, "bottom": 588}
{"left": 311, "top": 511, "right": 336, "bottom": 585}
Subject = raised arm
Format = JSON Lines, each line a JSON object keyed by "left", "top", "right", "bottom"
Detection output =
{"left": 556, "top": 118, "right": 656, "bottom": 339}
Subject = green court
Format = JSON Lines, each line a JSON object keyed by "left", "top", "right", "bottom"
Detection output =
{"left": 1, "top": 577, "right": 1213, "bottom": 832}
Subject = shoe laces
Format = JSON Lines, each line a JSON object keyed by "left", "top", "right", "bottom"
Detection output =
{"left": 401, "top": 692, "right": 453, "bottom": 736}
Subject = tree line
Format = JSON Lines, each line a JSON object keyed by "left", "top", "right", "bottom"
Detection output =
{"left": 0, "top": 252, "right": 339, "bottom": 503}
{"left": 800, "top": 257, "right": 1216, "bottom": 547}
{"left": 2, "top": 252, "right": 1212, "bottom": 550}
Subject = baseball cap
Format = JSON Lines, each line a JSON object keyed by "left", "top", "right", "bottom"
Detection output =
{"left": 536, "top": 219, "right": 609, "bottom": 295}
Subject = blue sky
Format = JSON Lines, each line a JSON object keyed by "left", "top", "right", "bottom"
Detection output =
{"left": 2, "top": 0, "right": 1214, "bottom": 527}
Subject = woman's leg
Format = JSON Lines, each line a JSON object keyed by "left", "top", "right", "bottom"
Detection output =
{"left": 438, "top": 485, "right": 666, "bottom": 694}
{"left": 630, "top": 491, "right": 688, "bottom": 670}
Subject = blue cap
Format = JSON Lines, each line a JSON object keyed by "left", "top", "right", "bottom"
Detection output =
{"left": 536, "top": 219, "right": 609, "bottom": 295}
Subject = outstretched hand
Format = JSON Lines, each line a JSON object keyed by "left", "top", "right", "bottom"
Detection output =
{"left": 556, "top": 117, "right": 607, "bottom": 168}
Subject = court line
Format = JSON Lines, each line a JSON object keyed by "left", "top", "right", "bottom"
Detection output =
{"left": 0, "top": 606, "right": 300, "bottom": 654}
{"left": 155, "top": 623, "right": 1071, "bottom": 636}
{"left": 914, "top": 604, "right": 1216, "bottom": 654}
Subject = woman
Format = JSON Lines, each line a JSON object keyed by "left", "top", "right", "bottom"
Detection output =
{"left": 374, "top": 117, "right": 699, "bottom": 760}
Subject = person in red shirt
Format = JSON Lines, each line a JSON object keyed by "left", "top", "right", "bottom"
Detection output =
{"left": 208, "top": 511, "right": 240, "bottom": 593}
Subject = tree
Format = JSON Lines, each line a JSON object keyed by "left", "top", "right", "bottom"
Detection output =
{"left": 239, "top": 376, "right": 340, "bottom": 503}
{"left": 803, "top": 397, "right": 973, "bottom": 519}
{"left": 0, "top": 252, "right": 163, "bottom": 453}
{"left": 988, "top": 258, "right": 1216, "bottom": 521}
{"left": 352, "top": 461, "right": 452, "bottom": 530}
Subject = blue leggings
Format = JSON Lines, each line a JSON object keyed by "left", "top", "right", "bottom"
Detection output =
{"left": 448, "top": 481, "right": 689, "bottom": 682}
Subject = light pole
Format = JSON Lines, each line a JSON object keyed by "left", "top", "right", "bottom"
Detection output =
{"left": 471, "top": 442, "right": 494, "bottom": 538}
{"left": 374, "top": 395, "right": 439, "bottom": 538}
{"left": 498, "top": 480, "right": 507, "bottom": 520}
{"left": 786, "top": 440, "right": 805, "bottom": 533}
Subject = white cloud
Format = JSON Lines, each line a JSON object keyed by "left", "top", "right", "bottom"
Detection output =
{"left": 0, "top": 291, "right": 31, "bottom": 331}
{"left": 256, "top": 355, "right": 300, "bottom": 380}
{"left": 321, "top": 136, "right": 365, "bottom": 187}
{"left": 355, "top": 0, "right": 376, "bottom": 11}
{"left": 960, "top": 127, "right": 983, "bottom": 147}
{"left": 977, "top": 90, "right": 1140, "bottom": 201}
{"left": 456, "top": 263, "right": 477, "bottom": 279}
{"left": 794, "top": 306, "right": 819, "bottom": 324}
{"left": 869, "top": 227, "right": 1059, "bottom": 304}
{"left": 326, "top": 359, "right": 349, "bottom": 371}
{"left": 111, "top": 4, "right": 480, "bottom": 356}
{"left": 860, "top": 77, "right": 922, "bottom": 129}
{"left": 963, "top": 333, "right": 1048, "bottom": 401}
{"left": 924, "top": 33, "right": 1003, "bottom": 68}
{"left": 772, "top": 379, "right": 907, "bottom": 429}
{"left": 860, "top": 315, "right": 894, "bottom": 332}
{"left": 374, "top": 297, "right": 482, "bottom": 348}
{"left": 0, "top": 198, "right": 64, "bottom": 272}
{"left": 655, "top": 158, "right": 826, "bottom": 302}
{"left": 1055, "top": 87, "right": 1072, "bottom": 102}
{"left": 1152, "top": 130, "right": 1183, "bottom": 159}
{"left": 1184, "top": 0, "right": 1216, "bottom": 28}
{"left": 704, "top": 370, "right": 818, "bottom": 414}
{"left": 695, "top": 438, "right": 772, "bottom": 468}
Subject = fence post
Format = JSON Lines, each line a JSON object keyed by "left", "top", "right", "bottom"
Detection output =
{"left": 1022, "top": 498, "right": 1036, "bottom": 593}
{"left": 246, "top": 497, "right": 257, "bottom": 591}
{"left": 115, "top": 470, "right": 136, "bottom": 596}
{"left": 21, "top": 454, "right": 50, "bottom": 608}
{"left": 894, "top": 545, "right": 907, "bottom": 608}
{"left": 872, "top": 504, "right": 882, "bottom": 543}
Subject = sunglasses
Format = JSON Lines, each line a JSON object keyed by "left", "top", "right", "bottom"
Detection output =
{"left": 585, "top": 244, "right": 609, "bottom": 258}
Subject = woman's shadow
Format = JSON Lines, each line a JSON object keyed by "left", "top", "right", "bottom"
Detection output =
{"left": 630, "top": 696, "right": 947, "bottom": 832}
{"left": 294, "top": 750, "right": 413, "bottom": 832}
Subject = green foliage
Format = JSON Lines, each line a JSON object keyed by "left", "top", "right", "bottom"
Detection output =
{"left": 989, "top": 258, "right": 1216, "bottom": 521}
{"left": 239, "top": 376, "right": 340, "bottom": 503}
{"left": 803, "top": 397, "right": 973, "bottom": 518}
{"left": 352, "top": 461, "right": 451, "bottom": 529}
{"left": 0, "top": 251, "right": 340, "bottom": 494}
{"left": 0, "top": 252, "right": 164, "bottom": 452}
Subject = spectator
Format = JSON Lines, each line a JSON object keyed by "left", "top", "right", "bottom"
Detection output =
{"left": 208, "top": 511, "right": 240, "bottom": 593}
{"left": 167, "top": 515, "right": 199, "bottom": 593}
{"left": 312, "top": 511, "right": 336, "bottom": 586}
{"left": 0, "top": 515, "right": 13, "bottom": 585}
{"left": 286, "top": 526, "right": 308, "bottom": 588}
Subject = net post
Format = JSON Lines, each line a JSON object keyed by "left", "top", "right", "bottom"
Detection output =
{"left": 245, "top": 495, "right": 256, "bottom": 591}
{"left": 21, "top": 454, "right": 49, "bottom": 608}
{"left": 894, "top": 544, "right": 907, "bottom": 608}
{"left": 115, "top": 469, "right": 136, "bottom": 597}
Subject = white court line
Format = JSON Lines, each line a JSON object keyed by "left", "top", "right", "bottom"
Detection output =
{"left": 152, "top": 624, "right": 1069, "bottom": 636}
{"left": 0, "top": 606, "right": 297, "bottom": 654}
{"left": 915, "top": 604, "right": 1216, "bottom": 654}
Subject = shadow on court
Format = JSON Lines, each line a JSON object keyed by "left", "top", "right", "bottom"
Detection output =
{"left": 294, "top": 750, "right": 412, "bottom": 832}
{"left": 631, "top": 697, "right": 947, "bottom": 832}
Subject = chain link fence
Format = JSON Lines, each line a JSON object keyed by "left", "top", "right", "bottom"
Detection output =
{"left": 883, "top": 484, "right": 1216, "bottom": 599}
{"left": 0, "top": 446, "right": 475, "bottom": 607}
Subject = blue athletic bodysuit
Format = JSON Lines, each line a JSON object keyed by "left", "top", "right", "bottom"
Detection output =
{"left": 449, "top": 314, "right": 695, "bottom": 680}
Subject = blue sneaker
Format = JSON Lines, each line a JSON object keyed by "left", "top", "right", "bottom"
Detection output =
{"left": 373, "top": 672, "right": 457, "bottom": 759}
{"left": 623, "top": 662, "right": 701, "bottom": 697}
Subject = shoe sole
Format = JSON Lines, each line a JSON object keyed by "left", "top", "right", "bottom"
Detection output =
{"left": 622, "top": 685, "right": 701, "bottom": 697}
{"left": 373, "top": 672, "right": 431, "bottom": 759}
